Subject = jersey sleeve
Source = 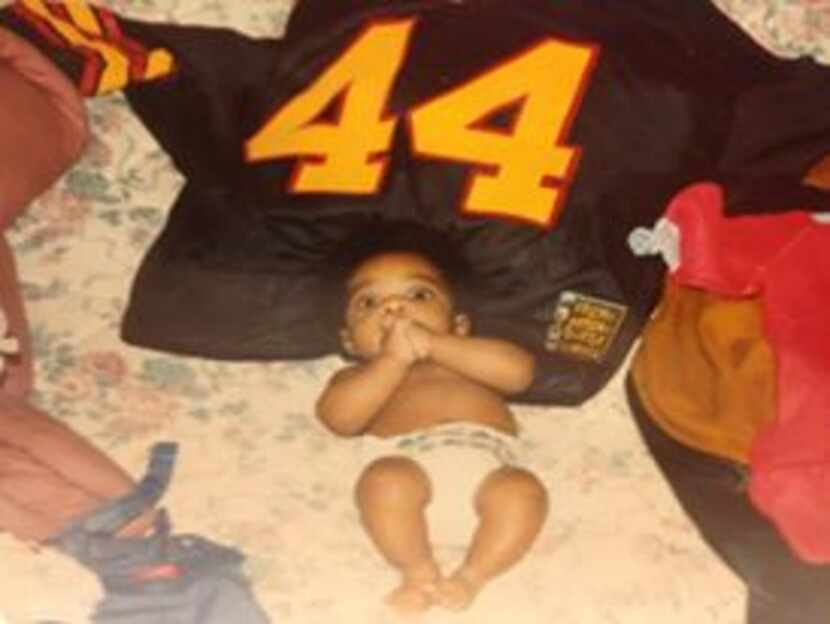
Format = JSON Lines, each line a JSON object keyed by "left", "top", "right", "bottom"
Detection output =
{"left": 716, "top": 61, "right": 830, "bottom": 216}
{"left": 0, "top": 0, "right": 177, "bottom": 96}
{"left": 602, "top": 0, "right": 830, "bottom": 217}
{"left": 0, "top": 0, "right": 282, "bottom": 182}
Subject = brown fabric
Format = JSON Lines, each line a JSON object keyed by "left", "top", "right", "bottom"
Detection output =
{"left": 0, "top": 27, "right": 88, "bottom": 227}
{"left": 631, "top": 279, "right": 777, "bottom": 463}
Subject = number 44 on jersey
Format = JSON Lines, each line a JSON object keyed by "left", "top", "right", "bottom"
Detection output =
{"left": 245, "top": 19, "right": 597, "bottom": 228}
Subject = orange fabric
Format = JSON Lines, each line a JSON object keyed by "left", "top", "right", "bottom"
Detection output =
{"left": 631, "top": 279, "right": 776, "bottom": 463}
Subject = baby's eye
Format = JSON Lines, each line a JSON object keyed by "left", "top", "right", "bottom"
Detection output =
{"left": 408, "top": 287, "right": 435, "bottom": 302}
{"left": 354, "top": 294, "right": 378, "bottom": 311}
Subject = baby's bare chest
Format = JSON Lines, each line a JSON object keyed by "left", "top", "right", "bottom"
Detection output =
{"left": 368, "top": 369, "right": 516, "bottom": 437}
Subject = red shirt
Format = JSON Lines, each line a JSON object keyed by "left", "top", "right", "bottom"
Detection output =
{"left": 664, "top": 182, "right": 830, "bottom": 564}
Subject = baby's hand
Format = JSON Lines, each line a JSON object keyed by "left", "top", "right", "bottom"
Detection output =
{"left": 405, "top": 321, "right": 434, "bottom": 360}
{"left": 380, "top": 317, "right": 420, "bottom": 364}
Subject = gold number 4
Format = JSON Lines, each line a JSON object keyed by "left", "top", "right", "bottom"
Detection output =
{"left": 245, "top": 19, "right": 597, "bottom": 227}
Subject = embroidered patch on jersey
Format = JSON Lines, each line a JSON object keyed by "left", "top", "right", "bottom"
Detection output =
{"left": 544, "top": 291, "right": 627, "bottom": 362}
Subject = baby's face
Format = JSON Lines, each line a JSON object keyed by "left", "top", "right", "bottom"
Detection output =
{"left": 342, "top": 252, "right": 459, "bottom": 359}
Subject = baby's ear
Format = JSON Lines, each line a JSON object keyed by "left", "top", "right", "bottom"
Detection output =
{"left": 453, "top": 313, "right": 471, "bottom": 336}
{"left": 339, "top": 328, "right": 356, "bottom": 355}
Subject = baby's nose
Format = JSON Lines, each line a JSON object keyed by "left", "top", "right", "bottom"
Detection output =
{"left": 380, "top": 295, "right": 406, "bottom": 313}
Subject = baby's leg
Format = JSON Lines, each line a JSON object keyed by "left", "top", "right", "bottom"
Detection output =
{"left": 355, "top": 456, "right": 441, "bottom": 615}
{"left": 436, "top": 466, "right": 548, "bottom": 611}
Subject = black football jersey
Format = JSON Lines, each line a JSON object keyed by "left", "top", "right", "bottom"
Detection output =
{"left": 3, "top": 0, "right": 829, "bottom": 404}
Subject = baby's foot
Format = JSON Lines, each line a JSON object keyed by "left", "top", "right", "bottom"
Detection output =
{"left": 385, "top": 580, "right": 437, "bottom": 616}
{"left": 385, "top": 563, "right": 440, "bottom": 616}
{"left": 434, "top": 568, "right": 484, "bottom": 611}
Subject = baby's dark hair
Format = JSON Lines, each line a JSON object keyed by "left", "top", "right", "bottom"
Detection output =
{"left": 321, "top": 219, "right": 475, "bottom": 329}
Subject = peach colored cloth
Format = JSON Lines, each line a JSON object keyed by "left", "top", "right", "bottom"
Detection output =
{"left": 0, "top": 27, "right": 87, "bottom": 227}
{"left": 0, "top": 25, "right": 88, "bottom": 395}
{"left": 0, "top": 26, "right": 140, "bottom": 544}
{"left": 0, "top": 237, "right": 31, "bottom": 397}
{"left": 0, "top": 395, "right": 137, "bottom": 542}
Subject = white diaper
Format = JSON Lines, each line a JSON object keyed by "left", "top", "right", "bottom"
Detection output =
{"left": 358, "top": 422, "right": 526, "bottom": 547}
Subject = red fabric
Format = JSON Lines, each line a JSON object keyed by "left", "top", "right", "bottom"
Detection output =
{"left": 665, "top": 182, "right": 830, "bottom": 563}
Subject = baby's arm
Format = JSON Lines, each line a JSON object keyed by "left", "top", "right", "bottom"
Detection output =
{"left": 410, "top": 324, "right": 535, "bottom": 395}
{"left": 318, "top": 319, "right": 425, "bottom": 435}
{"left": 316, "top": 356, "right": 410, "bottom": 436}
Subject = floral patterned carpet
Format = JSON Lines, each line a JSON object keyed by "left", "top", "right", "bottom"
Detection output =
{"left": 1, "top": 1, "right": 828, "bottom": 622}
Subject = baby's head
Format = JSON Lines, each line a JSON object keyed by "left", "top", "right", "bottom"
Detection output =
{"left": 325, "top": 221, "right": 473, "bottom": 360}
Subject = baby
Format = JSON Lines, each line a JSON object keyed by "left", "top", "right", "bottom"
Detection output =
{"left": 316, "top": 223, "right": 548, "bottom": 615}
